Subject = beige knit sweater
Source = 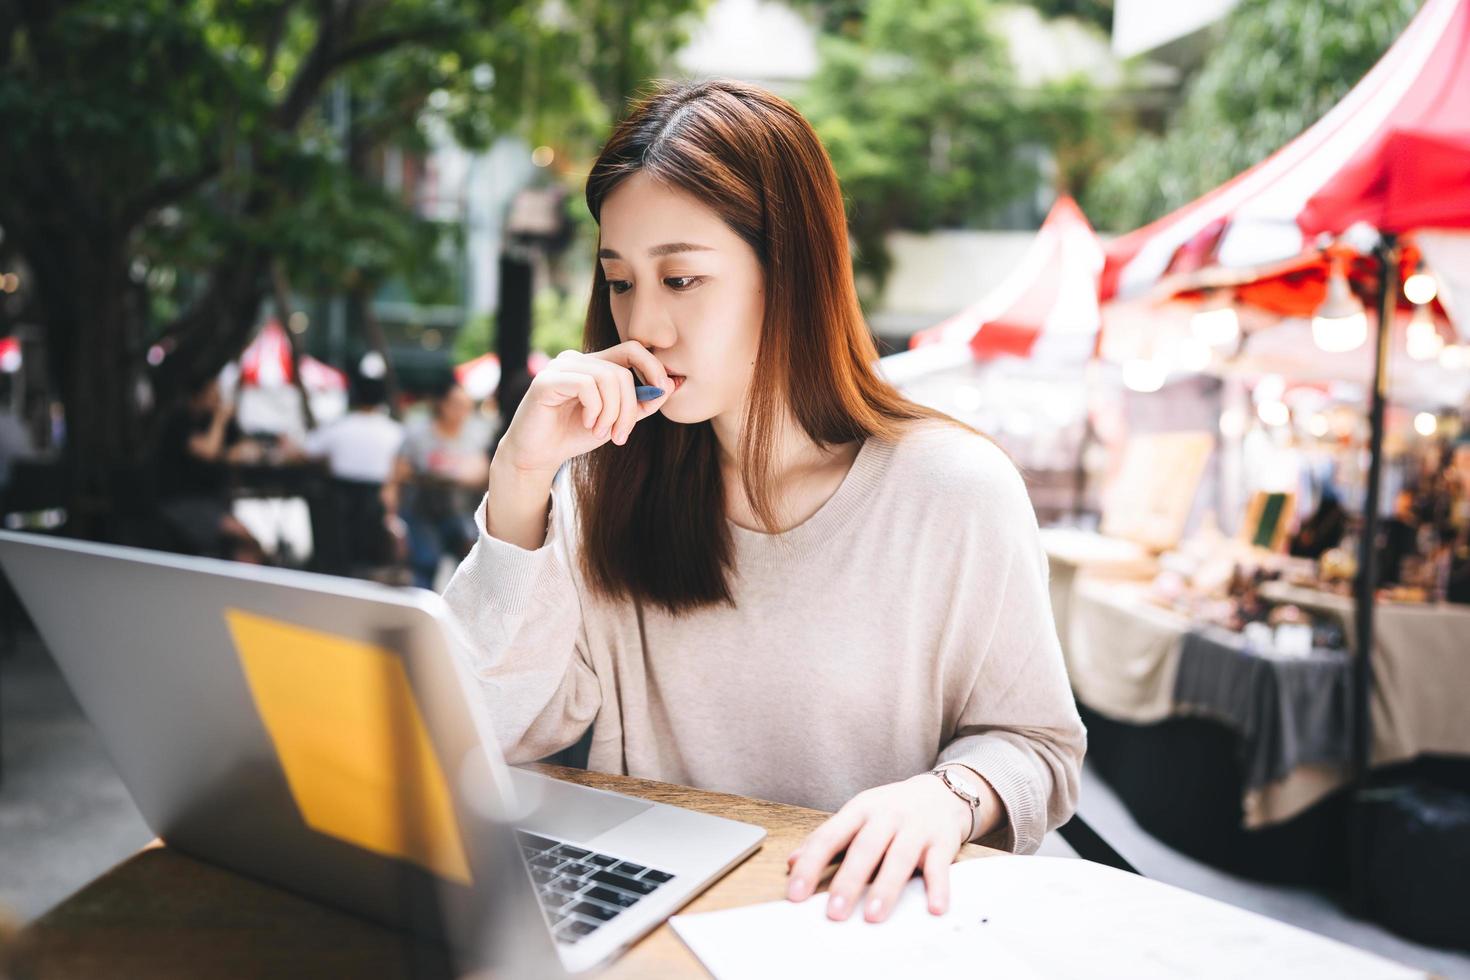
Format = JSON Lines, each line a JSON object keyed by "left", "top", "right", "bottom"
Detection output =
{"left": 442, "top": 420, "right": 1085, "bottom": 853}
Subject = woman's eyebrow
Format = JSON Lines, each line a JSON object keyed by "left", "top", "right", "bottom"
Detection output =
{"left": 597, "top": 242, "right": 715, "bottom": 260}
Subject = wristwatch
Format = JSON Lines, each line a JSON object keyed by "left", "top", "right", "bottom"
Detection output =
{"left": 929, "top": 764, "right": 986, "bottom": 841}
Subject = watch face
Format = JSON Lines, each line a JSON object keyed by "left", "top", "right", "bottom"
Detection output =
{"left": 946, "top": 766, "right": 983, "bottom": 797}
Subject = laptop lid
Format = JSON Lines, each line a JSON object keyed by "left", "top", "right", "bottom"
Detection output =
{"left": 0, "top": 530, "right": 563, "bottom": 977}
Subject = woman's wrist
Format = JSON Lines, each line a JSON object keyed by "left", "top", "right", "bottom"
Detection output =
{"left": 946, "top": 785, "right": 975, "bottom": 842}
{"left": 930, "top": 764, "right": 1004, "bottom": 843}
{"left": 485, "top": 456, "right": 556, "bottom": 550}
{"left": 972, "top": 779, "right": 1005, "bottom": 841}
{"left": 916, "top": 772, "right": 977, "bottom": 842}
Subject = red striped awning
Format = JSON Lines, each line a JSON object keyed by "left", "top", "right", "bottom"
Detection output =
{"left": 1102, "top": 0, "right": 1470, "bottom": 302}
{"left": 454, "top": 350, "right": 550, "bottom": 401}
{"left": 239, "top": 320, "right": 347, "bottom": 392}
{"left": 0, "top": 337, "right": 20, "bottom": 373}
{"left": 909, "top": 196, "right": 1104, "bottom": 364}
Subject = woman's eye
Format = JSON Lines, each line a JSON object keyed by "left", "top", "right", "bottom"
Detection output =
{"left": 607, "top": 276, "right": 701, "bottom": 294}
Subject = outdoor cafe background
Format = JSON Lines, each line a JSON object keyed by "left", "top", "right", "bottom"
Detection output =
{"left": 1, "top": 0, "right": 1468, "bottom": 961}
{"left": 0, "top": 3, "right": 1461, "bottom": 949}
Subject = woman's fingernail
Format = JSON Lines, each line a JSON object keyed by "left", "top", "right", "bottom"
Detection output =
{"left": 787, "top": 877, "right": 805, "bottom": 900}
{"left": 866, "top": 897, "right": 883, "bottom": 919}
{"left": 828, "top": 894, "right": 847, "bottom": 918}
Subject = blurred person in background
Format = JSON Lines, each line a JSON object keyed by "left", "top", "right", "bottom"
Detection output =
{"left": 155, "top": 377, "right": 266, "bottom": 562}
{"left": 396, "top": 378, "right": 492, "bottom": 589}
{"left": 1290, "top": 485, "right": 1348, "bottom": 559}
{"left": 1378, "top": 488, "right": 1421, "bottom": 587}
{"left": 302, "top": 370, "right": 406, "bottom": 577}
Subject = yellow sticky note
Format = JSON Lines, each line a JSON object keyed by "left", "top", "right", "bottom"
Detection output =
{"left": 224, "top": 608, "right": 472, "bottom": 884}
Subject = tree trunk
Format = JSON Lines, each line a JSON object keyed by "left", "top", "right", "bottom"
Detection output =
{"left": 36, "top": 235, "right": 146, "bottom": 539}
{"left": 28, "top": 221, "right": 270, "bottom": 541}
{"left": 271, "top": 262, "right": 318, "bottom": 431}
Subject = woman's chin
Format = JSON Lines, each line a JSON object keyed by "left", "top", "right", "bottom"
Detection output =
{"left": 657, "top": 398, "right": 710, "bottom": 426}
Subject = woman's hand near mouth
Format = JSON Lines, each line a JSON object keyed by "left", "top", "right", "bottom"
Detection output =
{"left": 482, "top": 342, "right": 674, "bottom": 549}
{"left": 499, "top": 342, "right": 675, "bottom": 475}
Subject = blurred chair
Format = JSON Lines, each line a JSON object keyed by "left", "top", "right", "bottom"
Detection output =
{"left": 310, "top": 478, "right": 405, "bottom": 584}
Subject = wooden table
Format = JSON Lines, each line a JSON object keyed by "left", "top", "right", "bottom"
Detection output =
{"left": 5, "top": 764, "right": 1000, "bottom": 979}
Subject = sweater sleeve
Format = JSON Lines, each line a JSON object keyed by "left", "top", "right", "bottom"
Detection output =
{"left": 440, "top": 471, "right": 601, "bottom": 763}
{"left": 935, "top": 450, "right": 1086, "bottom": 855}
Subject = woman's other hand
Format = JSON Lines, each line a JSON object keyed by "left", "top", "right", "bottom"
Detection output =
{"left": 784, "top": 770, "right": 1001, "bottom": 922}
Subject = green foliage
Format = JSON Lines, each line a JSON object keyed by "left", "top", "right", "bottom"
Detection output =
{"left": 1029, "top": 73, "right": 1124, "bottom": 211}
{"left": 0, "top": 0, "right": 706, "bottom": 519}
{"left": 531, "top": 287, "right": 591, "bottom": 355}
{"left": 1084, "top": 0, "right": 1421, "bottom": 231}
{"left": 1016, "top": 0, "right": 1112, "bottom": 31}
{"left": 0, "top": 0, "right": 706, "bottom": 340}
{"left": 455, "top": 311, "right": 496, "bottom": 364}
{"left": 798, "top": 0, "right": 1042, "bottom": 293}
{"left": 452, "top": 287, "right": 589, "bottom": 365}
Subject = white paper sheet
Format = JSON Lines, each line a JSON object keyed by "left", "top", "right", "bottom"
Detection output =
{"left": 669, "top": 857, "right": 1427, "bottom": 980}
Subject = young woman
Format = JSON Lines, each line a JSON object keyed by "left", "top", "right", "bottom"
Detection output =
{"left": 155, "top": 378, "right": 267, "bottom": 563}
{"left": 443, "top": 79, "right": 1084, "bottom": 925}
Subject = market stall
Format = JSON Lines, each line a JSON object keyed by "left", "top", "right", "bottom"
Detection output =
{"left": 1084, "top": 0, "right": 1470, "bottom": 938}
{"left": 880, "top": 196, "right": 1106, "bottom": 520}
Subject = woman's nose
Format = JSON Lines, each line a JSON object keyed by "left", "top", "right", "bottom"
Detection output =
{"left": 624, "top": 296, "right": 676, "bottom": 350}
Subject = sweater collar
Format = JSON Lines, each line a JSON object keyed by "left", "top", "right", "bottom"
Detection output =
{"left": 727, "top": 434, "right": 895, "bottom": 565}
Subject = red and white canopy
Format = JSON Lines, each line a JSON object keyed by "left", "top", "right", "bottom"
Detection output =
{"left": 455, "top": 350, "right": 551, "bottom": 401}
{"left": 1102, "top": 0, "right": 1470, "bottom": 301}
{"left": 909, "top": 196, "right": 1104, "bottom": 363}
{"left": 0, "top": 337, "right": 20, "bottom": 374}
{"left": 239, "top": 320, "right": 347, "bottom": 391}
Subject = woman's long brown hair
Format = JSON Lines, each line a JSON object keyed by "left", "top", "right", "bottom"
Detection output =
{"left": 577, "top": 79, "right": 975, "bottom": 614}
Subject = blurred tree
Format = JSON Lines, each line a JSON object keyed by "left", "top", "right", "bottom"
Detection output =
{"left": 799, "top": 0, "right": 1028, "bottom": 294}
{"left": 1031, "top": 74, "right": 1122, "bottom": 215}
{"left": 798, "top": 0, "right": 868, "bottom": 37}
{"left": 1084, "top": 0, "right": 1420, "bottom": 231}
{"left": 798, "top": 0, "right": 1108, "bottom": 296}
{"left": 451, "top": 288, "right": 587, "bottom": 365}
{"left": 0, "top": 0, "right": 703, "bottom": 534}
{"left": 1016, "top": 0, "right": 1112, "bottom": 31}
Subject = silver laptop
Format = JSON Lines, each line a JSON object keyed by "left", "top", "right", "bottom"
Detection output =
{"left": 0, "top": 531, "right": 766, "bottom": 975}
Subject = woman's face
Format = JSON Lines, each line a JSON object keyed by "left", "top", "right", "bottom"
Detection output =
{"left": 597, "top": 172, "right": 765, "bottom": 426}
{"left": 437, "top": 385, "right": 473, "bottom": 428}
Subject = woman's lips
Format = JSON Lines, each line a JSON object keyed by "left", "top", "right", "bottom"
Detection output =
{"left": 668, "top": 374, "right": 686, "bottom": 391}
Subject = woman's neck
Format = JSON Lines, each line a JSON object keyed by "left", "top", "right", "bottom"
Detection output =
{"left": 710, "top": 406, "right": 824, "bottom": 477}
{"left": 710, "top": 406, "right": 860, "bottom": 531}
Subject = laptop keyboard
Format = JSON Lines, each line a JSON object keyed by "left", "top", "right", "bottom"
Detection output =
{"left": 516, "top": 830, "right": 677, "bottom": 945}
